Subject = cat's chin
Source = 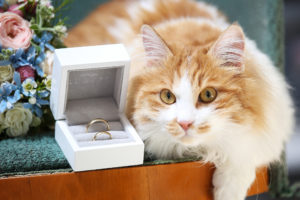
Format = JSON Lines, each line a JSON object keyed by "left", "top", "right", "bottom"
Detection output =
{"left": 178, "top": 135, "right": 200, "bottom": 147}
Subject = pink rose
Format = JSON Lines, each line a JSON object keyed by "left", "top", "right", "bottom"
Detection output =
{"left": 8, "top": 5, "right": 23, "bottom": 17}
{"left": 0, "top": 12, "right": 32, "bottom": 49}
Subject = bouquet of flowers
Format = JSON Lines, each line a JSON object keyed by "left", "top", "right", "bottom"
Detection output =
{"left": 0, "top": 0, "right": 69, "bottom": 137}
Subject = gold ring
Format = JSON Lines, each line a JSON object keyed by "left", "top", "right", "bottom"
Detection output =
{"left": 93, "top": 131, "right": 112, "bottom": 141}
{"left": 86, "top": 118, "right": 110, "bottom": 133}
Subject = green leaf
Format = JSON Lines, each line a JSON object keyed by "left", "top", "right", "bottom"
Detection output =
{"left": 30, "top": 24, "right": 40, "bottom": 30}
{"left": 54, "top": 0, "right": 74, "bottom": 13}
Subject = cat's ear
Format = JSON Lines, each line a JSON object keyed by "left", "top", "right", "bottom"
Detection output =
{"left": 141, "top": 24, "right": 173, "bottom": 66}
{"left": 209, "top": 24, "right": 245, "bottom": 72}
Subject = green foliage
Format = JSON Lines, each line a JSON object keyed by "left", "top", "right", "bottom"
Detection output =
{"left": 0, "top": 49, "right": 14, "bottom": 61}
{"left": 19, "top": 0, "right": 71, "bottom": 39}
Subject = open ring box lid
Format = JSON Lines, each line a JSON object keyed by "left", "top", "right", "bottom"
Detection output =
{"left": 50, "top": 44, "right": 144, "bottom": 171}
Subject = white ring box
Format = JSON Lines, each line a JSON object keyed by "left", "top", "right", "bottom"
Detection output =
{"left": 50, "top": 44, "right": 144, "bottom": 171}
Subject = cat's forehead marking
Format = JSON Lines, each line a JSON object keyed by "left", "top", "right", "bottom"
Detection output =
{"left": 173, "top": 71, "right": 195, "bottom": 122}
{"left": 173, "top": 71, "right": 193, "bottom": 98}
{"left": 187, "top": 55, "right": 192, "bottom": 66}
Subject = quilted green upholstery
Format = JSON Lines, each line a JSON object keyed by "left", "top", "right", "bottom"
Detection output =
{"left": 58, "top": 0, "right": 284, "bottom": 71}
{"left": 0, "top": 0, "right": 289, "bottom": 197}
{"left": 207, "top": 0, "right": 284, "bottom": 72}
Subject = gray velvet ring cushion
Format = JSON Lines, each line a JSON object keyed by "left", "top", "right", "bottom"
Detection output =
{"left": 75, "top": 131, "right": 128, "bottom": 141}
{"left": 67, "top": 120, "right": 132, "bottom": 147}
{"left": 67, "top": 121, "right": 130, "bottom": 147}
{"left": 68, "top": 121, "right": 124, "bottom": 134}
{"left": 66, "top": 97, "right": 120, "bottom": 125}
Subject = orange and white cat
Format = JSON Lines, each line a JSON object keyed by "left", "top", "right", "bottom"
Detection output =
{"left": 66, "top": 0, "right": 294, "bottom": 199}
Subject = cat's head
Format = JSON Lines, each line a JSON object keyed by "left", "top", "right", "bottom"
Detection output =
{"left": 129, "top": 24, "right": 262, "bottom": 149}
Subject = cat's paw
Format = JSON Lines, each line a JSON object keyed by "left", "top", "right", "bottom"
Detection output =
{"left": 213, "top": 164, "right": 256, "bottom": 200}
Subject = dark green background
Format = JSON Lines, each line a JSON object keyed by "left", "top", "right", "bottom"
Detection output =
{"left": 55, "top": 0, "right": 284, "bottom": 71}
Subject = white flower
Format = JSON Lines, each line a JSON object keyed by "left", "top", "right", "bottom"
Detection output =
{"left": 43, "top": 76, "right": 51, "bottom": 90}
{"left": 6, "top": 101, "right": 13, "bottom": 110}
{"left": 22, "top": 78, "right": 37, "bottom": 96}
{"left": 54, "top": 25, "right": 67, "bottom": 33}
{"left": 40, "top": 50, "right": 54, "bottom": 75}
{"left": 29, "top": 97, "right": 37, "bottom": 104}
{"left": 39, "top": 0, "right": 51, "bottom": 6}
{"left": 54, "top": 25, "right": 67, "bottom": 37}
{"left": 4, "top": 103, "right": 33, "bottom": 137}
{"left": 5, "top": 0, "right": 18, "bottom": 6}
{"left": 0, "top": 65, "right": 14, "bottom": 83}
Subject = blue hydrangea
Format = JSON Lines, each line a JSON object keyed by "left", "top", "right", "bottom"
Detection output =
{"left": 0, "top": 82, "right": 21, "bottom": 113}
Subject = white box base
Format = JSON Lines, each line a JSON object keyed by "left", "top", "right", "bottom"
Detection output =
{"left": 51, "top": 44, "right": 144, "bottom": 171}
{"left": 55, "top": 114, "right": 144, "bottom": 171}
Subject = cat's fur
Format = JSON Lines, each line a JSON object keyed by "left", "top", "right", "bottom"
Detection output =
{"left": 66, "top": 0, "right": 294, "bottom": 199}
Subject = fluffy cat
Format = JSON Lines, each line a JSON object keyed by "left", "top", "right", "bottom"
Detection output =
{"left": 66, "top": 0, "right": 294, "bottom": 199}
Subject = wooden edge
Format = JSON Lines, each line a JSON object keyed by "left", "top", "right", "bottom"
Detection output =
{"left": 0, "top": 162, "right": 268, "bottom": 200}
{"left": 248, "top": 166, "right": 269, "bottom": 196}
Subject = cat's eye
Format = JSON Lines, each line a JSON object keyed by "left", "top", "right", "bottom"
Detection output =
{"left": 160, "top": 89, "right": 176, "bottom": 105}
{"left": 199, "top": 87, "right": 217, "bottom": 103}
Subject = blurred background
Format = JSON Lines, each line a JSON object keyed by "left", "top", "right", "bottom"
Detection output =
{"left": 57, "top": 0, "right": 300, "bottom": 199}
{"left": 285, "top": 0, "right": 300, "bottom": 184}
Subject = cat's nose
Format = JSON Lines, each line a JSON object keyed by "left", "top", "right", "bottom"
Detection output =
{"left": 178, "top": 120, "right": 193, "bottom": 131}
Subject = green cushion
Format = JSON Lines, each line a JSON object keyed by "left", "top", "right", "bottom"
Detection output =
{"left": 1, "top": 0, "right": 284, "bottom": 183}
{"left": 207, "top": 0, "right": 284, "bottom": 71}
{"left": 0, "top": 132, "right": 71, "bottom": 176}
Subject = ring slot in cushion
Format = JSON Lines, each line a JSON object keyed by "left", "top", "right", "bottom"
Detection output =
{"left": 67, "top": 121, "right": 135, "bottom": 147}
{"left": 68, "top": 121, "right": 124, "bottom": 134}
{"left": 75, "top": 131, "right": 128, "bottom": 141}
